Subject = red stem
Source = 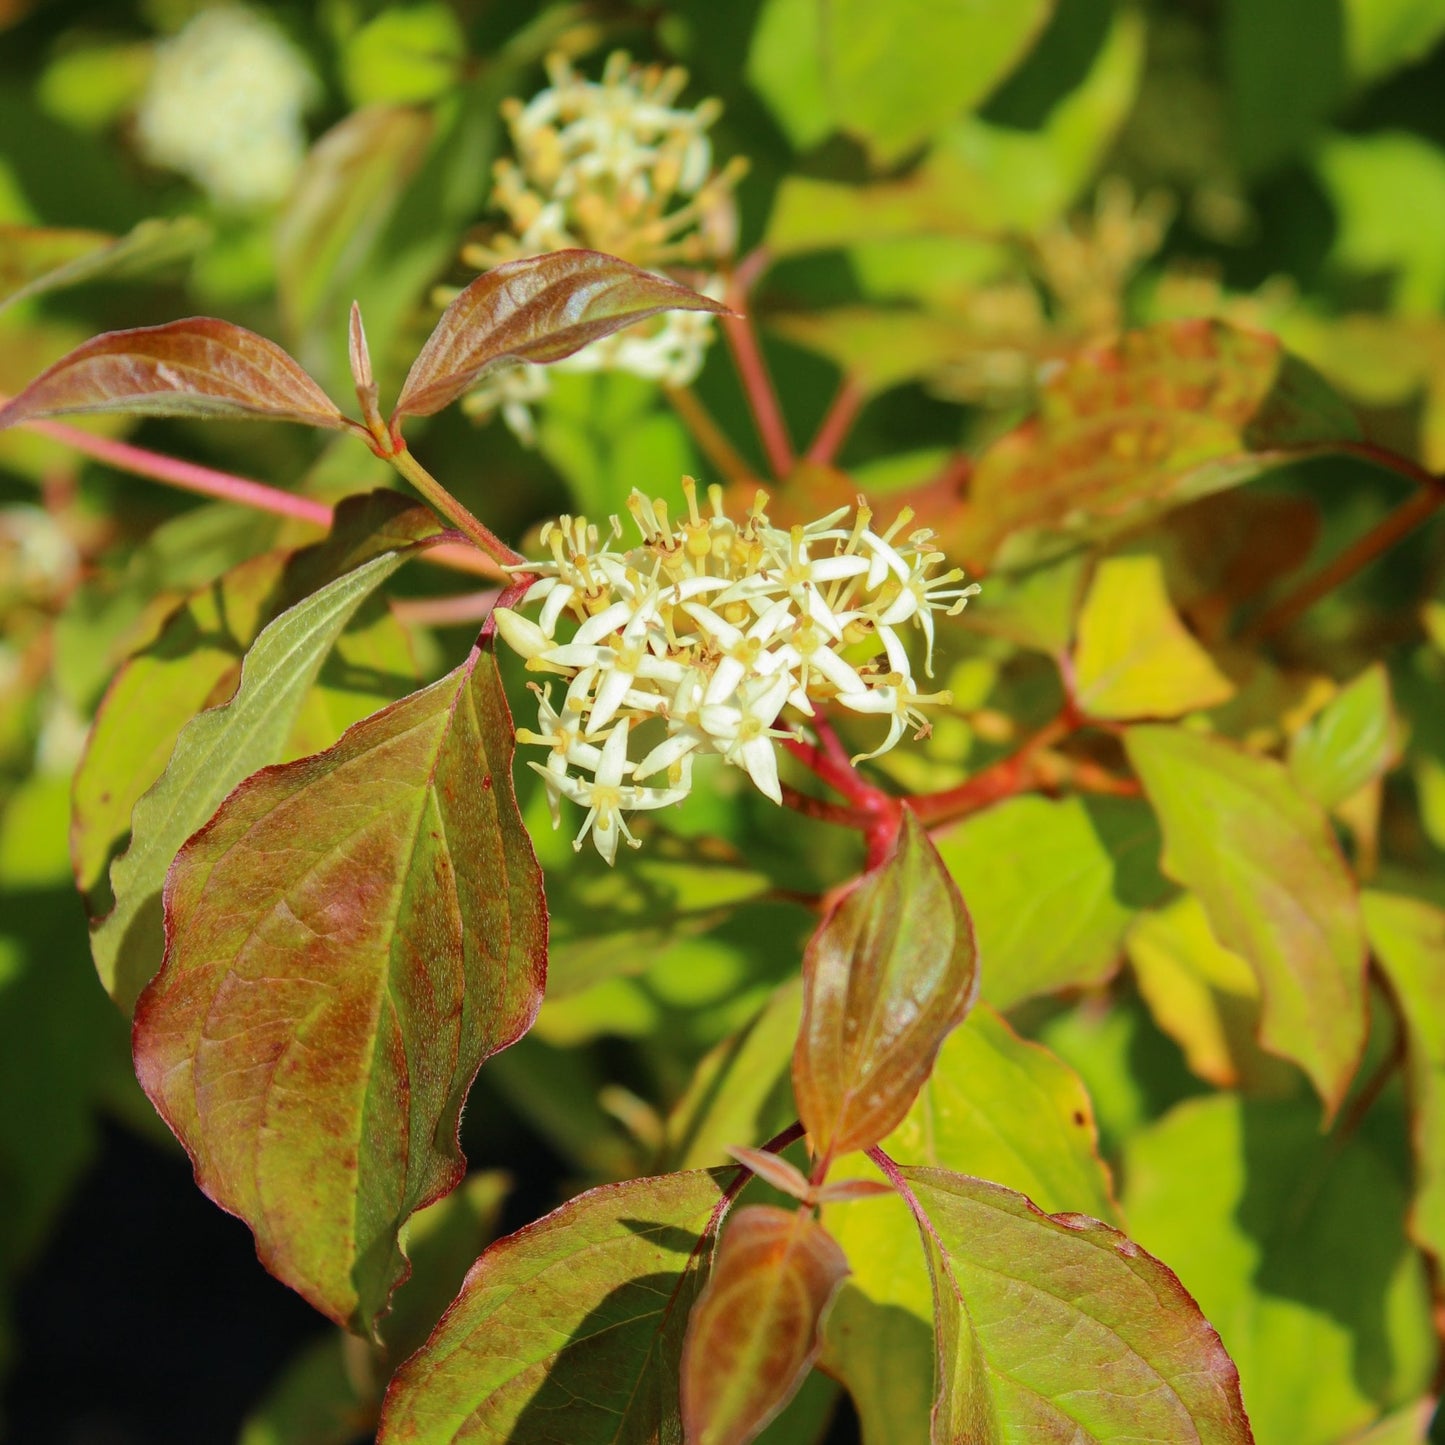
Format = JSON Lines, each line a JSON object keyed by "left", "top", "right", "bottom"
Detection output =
{"left": 779, "top": 783, "right": 872, "bottom": 831}
{"left": 728, "top": 280, "right": 797, "bottom": 479}
{"left": 907, "top": 708, "right": 1082, "bottom": 828}
{"left": 805, "top": 375, "right": 865, "bottom": 467}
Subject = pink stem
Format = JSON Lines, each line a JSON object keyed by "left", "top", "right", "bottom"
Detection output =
{"left": 805, "top": 375, "right": 865, "bottom": 467}
{"left": 17, "top": 414, "right": 505, "bottom": 579}
{"left": 865, "top": 1146, "right": 946, "bottom": 1250}
{"left": 22, "top": 416, "right": 334, "bottom": 528}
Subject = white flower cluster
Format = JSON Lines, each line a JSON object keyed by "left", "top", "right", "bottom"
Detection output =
{"left": 494, "top": 482, "right": 980, "bottom": 864}
{"left": 459, "top": 51, "right": 742, "bottom": 442}
{"left": 135, "top": 6, "right": 317, "bottom": 210}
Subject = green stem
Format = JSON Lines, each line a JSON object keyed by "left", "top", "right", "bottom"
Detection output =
{"left": 386, "top": 444, "right": 529, "bottom": 571}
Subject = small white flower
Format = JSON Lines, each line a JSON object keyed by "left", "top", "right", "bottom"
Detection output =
{"left": 458, "top": 52, "right": 742, "bottom": 442}
{"left": 498, "top": 480, "right": 978, "bottom": 862}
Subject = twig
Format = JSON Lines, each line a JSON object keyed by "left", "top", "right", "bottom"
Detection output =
{"left": 1242, "top": 484, "right": 1445, "bottom": 642}
{"left": 722, "top": 265, "right": 795, "bottom": 479}
{"left": 20, "top": 416, "right": 335, "bottom": 528}
{"left": 779, "top": 782, "right": 873, "bottom": 831}
{"left": 805, "top": 375, "right": 865, "bottom": 467}
{"left": 908, "top": 710, "right": 1078, "bottom": 826}
{"left": 386, "top": 444, "right": 529, "bottom": 572}
{"left": 13, "top": 413, "right": 507, "bottom": 580}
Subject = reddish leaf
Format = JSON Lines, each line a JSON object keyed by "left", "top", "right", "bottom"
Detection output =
{"left": 680, "top": 1205, "right": 849, "bottom": 1445}
{"left": 899, "top": 1167, "right": 1254, "bottom": 1443}
{"left": 132, "top": 644, "right": 546, "bottom": 1334}
{"left": 378, "top": 1169, "right": 730, "bottom": 1443}
{"left": 728, "top": 1145, "right": 812, "bottom": 1202}
{"left": 0, "top": 318, "right": 347, "bottom": 431}
{"left": 393, "top": 249, "right": 731, "bottom": 420}
{"left": 792, "top": 810, "right": 979, "bottom": 1171}
{"left": 949, "top": 319, "right": 1360, "bottom": 570}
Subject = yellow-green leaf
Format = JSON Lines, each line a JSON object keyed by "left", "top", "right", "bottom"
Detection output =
{"left": 1074, "top": 550, "right": 1236, "bottom": 719}
{"left": 1126, "top": 725, "right": 1368, "bottom": 1114}
{"left": 1362, "top": 890, "right": 1445, "bottom": 1266}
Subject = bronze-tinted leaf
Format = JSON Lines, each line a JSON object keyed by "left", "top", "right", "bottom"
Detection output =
{"left": 951, "top": 319, "right": 1361, "bottom": 570}
{"left": 378, "top": 1169, "right": 729, "bottom": 1443}
{"left": 132, "top": 644, "right": 546, "bottom": 1334}
{"left": 792, "top": 810, "right": 978, "bottom": 1171}
{"left": 0, "top": 318, "right": 347, "bottom": 431}
{"left": 393, "top": 249, "right": 731, "bottom": 420}
{"left": 680, "top": 1205, "right": 849, "bottom": 1445}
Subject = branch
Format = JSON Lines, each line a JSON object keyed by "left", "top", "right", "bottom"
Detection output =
{"left": 1243, "top": 483, "right": 1445, "bottom": 642}
{"left": 805, "top": 375, "right": 865, "bottom": 467}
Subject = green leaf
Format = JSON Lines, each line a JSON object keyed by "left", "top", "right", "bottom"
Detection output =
{"left": 537, "top": 371, "right": 700, "bottom": 520}
{"left": 936, "top": 794, "right": 1166, "bottom": 1010}
{"left": 275, "top": 104, "right": 436, "bottom": 356}
{"left": 91, "top": 498, "right": 440, "bottom": 1012}
{"left": 954, "top": 320, "right": 1362, "bottom": 571}
{"left": 1362, "top": 890, "right": 1445, "bottom": 1266}
{"left": 0, "top": 318, "right": 347, "bottom": 431}
{"left": 763, "top": 6, "right": 1144, "bottom": 255}
{"left": 376, "top": 1169, "right": 729, "bottom": 1442}
{"left": 133, "top": 645, "right": 547, "bottom": 1334}
{"left": 0, "top": 216, "right": 210, "bottom": 314}
{"left": 955, "top": 552, "right": 1087, "bottom": 656}
{"left": 745, "top": 0, "right": 1054, "bottom": 164}
{"left": 792, "top": 810, "right": 978, "bottom": 1168}
{"left": 901, "top": 1166, "right": 1253, "bottom": 1442}
{"left": 1073, "top": 550, "right": 1236, "bottom": 719}
{"left": 888, "top": 1004, "right": 1119, "bottom": 1224}
{"left": 822, "top": 0, "right": 1055, "bottom": 165}
{"left": 1127, "top": 893, "right": 1297, "bottom": 1093}
{"left": 764, "top": 306, "right": 967, "bottom": 396}
{"left": 822, "top": 1006, "right": 1121, "bottom": 1442}
{"left": 1343, "top": 0, "right": 1445, "bottom": 84}
{"left": 343, "top": 3, "right": 466, "bottom": 106}
{"left": 393, "top": 249, "right": 730, "bottom": 421}
{"left": 1316, "top": 131, "right": 1445, "bottom": 316}
{"left": 0, "top": 776, "right": 137, "bottom": 1275}
{"left": 1126, "top": 725, "right": 1368, "bottom": 1114}
{"left": 1123, "top": 1095, "right": 1435, "bottom": 1445}
{"left": 745, "top": 0, "right": 832, "bottom": 151}
{"left": 1288, "top": 663, "right": 1401, "bottom": 810}
{"left": 680, "top": 1205, "right": 848, "bottom": 1445}
{"left": 666, "top": 977, "right": 803, "bottom": 1171}
{"left": 71, "top": 548, "right": 289, "bottom": 901}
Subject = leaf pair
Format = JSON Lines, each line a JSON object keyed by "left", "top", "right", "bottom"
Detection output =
{"left": 0, "top": 248, "right": 729, "bottom": 444}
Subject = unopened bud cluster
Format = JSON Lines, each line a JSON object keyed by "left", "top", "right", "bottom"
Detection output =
{"left": 459, "top": 52, "right": 742, "bottom": 441}
{"left": 494, "top": 482, "right": 979, "bottom": 864}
